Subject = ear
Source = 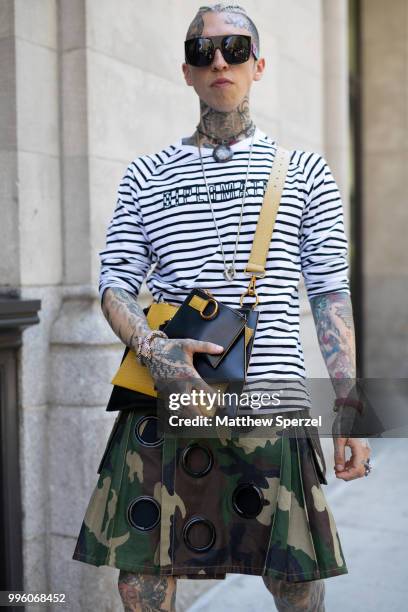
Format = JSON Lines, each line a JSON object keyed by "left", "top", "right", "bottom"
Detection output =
{"left": 253, "top": 57, "right": 266, "bottom": 82}
{"left": 182, "top": 62, "right": 194, "bottom": 86}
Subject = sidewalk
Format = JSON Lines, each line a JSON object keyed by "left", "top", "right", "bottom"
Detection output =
{"left": 186, "top": 438, "right": 408, "bottom": 612}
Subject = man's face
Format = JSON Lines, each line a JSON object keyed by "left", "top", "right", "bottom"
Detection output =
{"left": 182, "top": 11, "right": 265, "bottom": 112}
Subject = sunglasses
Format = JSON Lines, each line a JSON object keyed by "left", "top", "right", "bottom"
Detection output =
{"left": 184, "top": 34, "right": 258, "bottom": 67}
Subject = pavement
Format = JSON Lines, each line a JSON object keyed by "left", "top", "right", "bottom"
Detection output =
{"left": 186, "top": 438, "right": 408, "bottom": 612}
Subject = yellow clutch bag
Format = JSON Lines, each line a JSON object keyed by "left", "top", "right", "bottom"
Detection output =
{"left": 111, "top": 297, "right": 254, "bottom": 399}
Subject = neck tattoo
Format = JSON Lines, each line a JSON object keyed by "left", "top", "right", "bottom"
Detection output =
{"left": 183, "top": 96, "right": 256, "bottom": 163}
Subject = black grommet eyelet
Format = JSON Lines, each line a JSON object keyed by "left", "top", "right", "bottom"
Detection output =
{"left": 232, "top": 482, "right": 264, "bottom": 518}
{"left": 181, "top": 443, "right": 213, "bottom": 478}
{"left": 127, "top": 496, "right": 161, "bottom": 531}
{"left": 135, "top": 415, "right": 163, "bottom": 447}
{"left": 182, "top": 516, "right": 216, "bottom": 552}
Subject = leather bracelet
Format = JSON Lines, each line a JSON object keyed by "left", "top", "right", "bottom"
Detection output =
{"left": 333, "top": 397, "right": 364, "bottom": 414}
{"left": 136, "top": 330, "right": 168, "bottom": 365}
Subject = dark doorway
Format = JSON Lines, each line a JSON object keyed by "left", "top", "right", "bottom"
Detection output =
{"left": 0, "top": 298, "right": 41, "bottom": 606}
{"left": 348, "top": 0, "right": 364, "bottom": 376}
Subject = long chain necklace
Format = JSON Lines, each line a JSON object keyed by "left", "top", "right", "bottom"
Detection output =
{"left": 196, "top": 121, "right": 255, "bottom": 163}
{"left": 197, "top": 130, "right": 255, "bottom": 281}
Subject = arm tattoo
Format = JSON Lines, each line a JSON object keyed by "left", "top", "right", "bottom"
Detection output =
{"left": 101, "top": 287, "right": 151, "bottom": 352}
{"left": 310, "top": 290, "right": 356, "bottom": 397}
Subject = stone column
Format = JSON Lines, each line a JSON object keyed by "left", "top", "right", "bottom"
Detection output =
{"left": 44, "top": 1, "right": 124, "bottom": 608}
{"left": 0, "top": 0, "right": 19, "bottom": 291}
{"left": 322, "top": 0, "right": 350, "bottom": 231}
{"left": 361, "top": 0, "right": 408, "bottom": 376}
{"left": 0, "top": 0, "right": 62, "bottom": 601}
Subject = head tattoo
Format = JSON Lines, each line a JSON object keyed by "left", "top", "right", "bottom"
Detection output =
{"left": 186, "top": 2, "right": 260, "bottom": 58}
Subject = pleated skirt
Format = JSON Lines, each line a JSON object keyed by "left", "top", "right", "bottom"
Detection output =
{"left": 72, "top": 393, "right": 348, "bottom": 582}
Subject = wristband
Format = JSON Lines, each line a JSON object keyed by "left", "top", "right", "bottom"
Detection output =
{"left": 333, "top": 397, "right": 364, "bottom": 414}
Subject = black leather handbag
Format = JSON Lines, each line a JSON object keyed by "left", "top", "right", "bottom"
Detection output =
{"left": 161, "top": 288, "right": 254, "bottom": 381}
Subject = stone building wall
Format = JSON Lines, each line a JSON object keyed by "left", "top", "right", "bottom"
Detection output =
{"left": 0, "top": 1, "right": 350, "bottom": 609}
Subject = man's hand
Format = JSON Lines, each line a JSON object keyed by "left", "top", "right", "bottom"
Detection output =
{"left": 310, "top": 291, "right": 372, "bottom": 482}
{"left": 100, "top": 288, "right": 223, "bottom": 417}
{"left": 148, "top": 337, "right": 224, "bottom": 417}
{"left": 333, "top": 437, "right": 371, "bottom": 481}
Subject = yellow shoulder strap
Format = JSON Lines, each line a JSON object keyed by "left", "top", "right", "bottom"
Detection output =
{"left": 245, "top": 146, "right": 291, "bottom": 275}
{"left": 241, "top": 146, "right": 290, "bottom": 307}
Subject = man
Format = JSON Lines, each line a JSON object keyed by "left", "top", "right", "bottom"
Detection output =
{"left": 72, "top": 4, "right": 371, "bottom": 610}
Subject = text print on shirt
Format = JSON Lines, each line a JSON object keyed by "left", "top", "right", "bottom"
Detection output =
{"left": 163, "top": 178, "right": 267, "bottom": 208}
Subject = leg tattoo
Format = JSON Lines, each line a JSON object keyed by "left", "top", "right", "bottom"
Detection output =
{"left": 262, "top": 576, "right": 325, "bottom": 612}
{"left": 118, "top": 571, "right": 177, "bottom": 612}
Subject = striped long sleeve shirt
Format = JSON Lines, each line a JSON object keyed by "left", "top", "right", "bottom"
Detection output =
{"left": 99, "top": 127, "right": 350, "bottom": 381}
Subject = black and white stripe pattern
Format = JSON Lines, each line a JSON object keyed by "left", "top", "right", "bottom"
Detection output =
{"left": 99, "top": 127, "right": 350, "bottom": 380}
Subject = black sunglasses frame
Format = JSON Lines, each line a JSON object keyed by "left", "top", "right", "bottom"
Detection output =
{"left": 184, "top": 34, "right": 258, "bottom": 67}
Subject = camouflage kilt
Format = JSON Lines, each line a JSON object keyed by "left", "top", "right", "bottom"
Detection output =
{"left": 72, "top": 393, "right": 348, "bottom": 582}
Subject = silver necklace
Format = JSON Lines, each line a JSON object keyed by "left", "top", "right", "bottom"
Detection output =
{"left": 196, "top": 122, "right": 255, "bottom": 163}
{"left": 197, "top": 130, "right": 255, "bottom": 281}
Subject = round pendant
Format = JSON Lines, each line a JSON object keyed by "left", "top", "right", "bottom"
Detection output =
{"left": 224, "top": 265, "right": 236, "bottom": 281}
{"left": 213, "top": 144, "right": 234, "bottom": 163}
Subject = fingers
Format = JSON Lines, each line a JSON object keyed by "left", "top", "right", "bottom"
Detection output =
{"left": 333, "top": 437, "right": 347, "bottom": 473}
{"left": 167, "top": 372, "right": 218, "bottom": 418}
{"left": 184, "top": 339, "right": 224, "bottom": 355}
{"left": 334, "top": 437, "right": 371, "bottom": 481}
{"left": 167, "top": 379, "right": 203, "bottom": 418}
{"left": 189, "top": 372, "right": 219, "bottom": 416}
{"left": 192, "top": 374, "right": 217, "bottom": 398}
{"left": 182, "top": 381, "right": 204, "bottom": 418}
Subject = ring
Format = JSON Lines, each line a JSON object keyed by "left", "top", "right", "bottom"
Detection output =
{"left": 363, "top": 458, "right": 372, "bottom": 477}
